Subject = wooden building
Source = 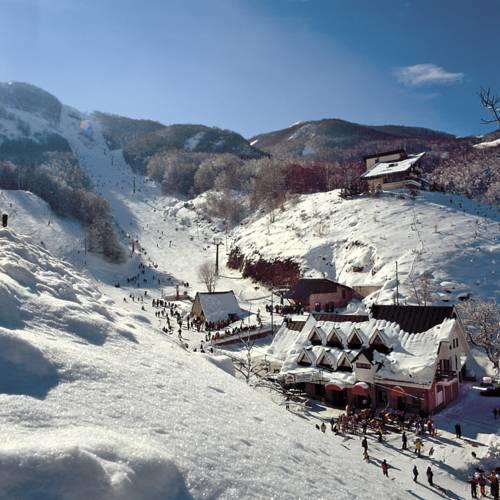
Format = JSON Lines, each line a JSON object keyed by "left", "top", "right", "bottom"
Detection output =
{"left": 360, "top": 150, "right": 425, "bottom": 191}
{"left": 285, "top": 278, "right": 357, "bottom": 313}
{"left": 190, "top": 291, "right": 241, "bottom": 325}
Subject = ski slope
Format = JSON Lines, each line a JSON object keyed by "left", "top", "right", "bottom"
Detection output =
{"left": 0, "top": 228, "right": 467, "bottom": 500}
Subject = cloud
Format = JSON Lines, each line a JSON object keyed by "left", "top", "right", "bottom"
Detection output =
{"left": 395, "top": 64, "right": 464, "bottom": 86}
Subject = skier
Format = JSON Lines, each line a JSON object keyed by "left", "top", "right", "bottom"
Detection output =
{"left": 381, "top": 459, "right": 389, "bottom": 478}
{"left": 376, "top": 425, "right": 383, "bottom": 443}
{"left": 320, "top": 422, "right": 326, "bottom": 433}
{"left": 402, "top": 431, "right": 408, "bottom": 450}
{"left": 426, "top": 466, "right": 433, "bottom": 487}
{"left": 455, "top": 422, "right": 462, "bottom": 438}
{"left": 413, "top": 465, "right": 418, "bottom": 483}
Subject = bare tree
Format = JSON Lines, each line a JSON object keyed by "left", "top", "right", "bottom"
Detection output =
{"left": 224, "top": 331, "right": 270, "bottom": 384}
{"left": 479, "top": 87, "right": 500, "bottom": 125}
{"left": 198, "top": 261, "right": 218, "bottom": 293}
{"left": 457, "top": 299, "right": 500, "bottom": 372}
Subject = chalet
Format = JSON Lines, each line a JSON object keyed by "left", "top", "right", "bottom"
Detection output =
{"left": 190, "top": 291, "right": 241, "bottom": 325}
{"left": 360, "top": 150, "right": 425, "bottom": 191}
{"left": 285, "top": 278, "right": 357, "bottom": 313}
{"left": 270, "top": 307, "right": 469, "bottom": 414}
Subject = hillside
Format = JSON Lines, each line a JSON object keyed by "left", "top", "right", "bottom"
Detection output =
{"left": 0, "top": 228, "right": 424, "bottom": 500}
{"left": 250, "top": 118, "right": 458, "bottom": 160}
{"left": 230, "top": 189, "right": 500, "bottom": 305}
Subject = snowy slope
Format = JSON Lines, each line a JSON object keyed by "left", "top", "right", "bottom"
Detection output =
{"left": 232, "top": 190, "right": 500, "bottom": 305}
{"left": 0, "top": 228, "right": 431, "bottom": 500}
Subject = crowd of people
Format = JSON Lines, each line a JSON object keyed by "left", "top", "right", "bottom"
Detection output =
{"left": 312, "top": 402, "right": 500, "bottom": 497}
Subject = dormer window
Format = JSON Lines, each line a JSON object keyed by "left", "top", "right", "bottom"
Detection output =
{"left": 297, "top": 352, "right": 312, "bottom": 367}
{"left": 326, "top": 329, "right": 343, "bottom": 349}
{"left": 348, "top": 329, "right": 363, "bottom": 350}
{"left": 309, "top": 329, "right": 323, "bottom": 346}
{"left": 370, "top": 331, "right": 390, "bottom": 354}
{"left": 337, "top": 354, "right": 352, "bottom": 372}
{"left": 317, "top": 352, "right": 333, "bottom": 371}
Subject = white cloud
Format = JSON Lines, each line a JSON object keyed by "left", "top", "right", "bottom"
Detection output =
{"left": 395, "top": 64, "right": 464, "bottom": 86}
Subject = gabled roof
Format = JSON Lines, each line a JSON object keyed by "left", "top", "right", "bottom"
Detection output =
{"left": 360, "top": 152, "right": 425, "bottom": 179}
{"left": 286, "top": 279, "right": 351, "bottom": 303}
{"left": 370, "top": 304, "right": 456, "bottom": 334}
{"left": 195, "top": 291, "right": 241, "bottom": 323}
{"left": 351, "top": 347, "right": 376, "bottom": 364}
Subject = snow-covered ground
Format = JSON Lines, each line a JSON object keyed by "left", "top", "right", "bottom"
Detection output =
{"left": 1, "top": 229, "right": 499, "bottom": 500}
{"left": 232, "top": 190, "right": 500, "bottom": 305}
{"left": 1, "top": 100, "right": 499, "bottom": 499}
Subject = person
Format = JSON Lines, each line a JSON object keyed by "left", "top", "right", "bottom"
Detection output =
{"left": 426, "top": 466, "right": 433, "bottom": 487}
{"left": 402, "top": 431, "right": 408, "bottom": 450}
{"left": 478, "top": 473, "right": 486, "bottom": 497}
{"left": 455, "top": 422, "right": 462, "bottom": 438}
{"left": 415, "top": 438, "right": 423, "bottom": 458}
{"left": 469, "top": 475, "right": 478, "bottom": 498}
{"left": 488, "top": 471, "right": 498, "bottom": 499}
{"left": 362, "top": 437, "right": 368, "bottom": 454}
{"left": 376, "top": 425, "right": 383, "bottom": 443}
{"left": 320, "top": 422, "right": 326, "bottom": 433}
{"left": 363, "top": 449, "right": 369, "bottom": 461}
{"left": 413, "top": 465, "right": 419, "bottom": 483}
{"left": 381, "top": 459, "right": 389, "bottom": 478}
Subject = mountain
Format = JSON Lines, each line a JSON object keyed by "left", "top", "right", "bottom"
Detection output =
{"left": 250, "top": 118, "right": 457, "bottom": 160}
{"left": 118, "top": 122, "right": 266, "bottom": 174}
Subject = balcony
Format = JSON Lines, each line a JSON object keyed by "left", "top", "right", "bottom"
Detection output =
{"left": 435, "top": 369, "right": 457, "bottom": 382}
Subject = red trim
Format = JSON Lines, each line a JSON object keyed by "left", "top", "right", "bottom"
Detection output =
{"left": 325, "top": 383, "right": 345, "bottom": 392}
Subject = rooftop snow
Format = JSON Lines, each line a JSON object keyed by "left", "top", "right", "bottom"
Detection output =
{"left": 196, "top": 291, "right": 242, "bottom": 322}
{"left": 361, "top": 152, "right": 425, "bottom": 179}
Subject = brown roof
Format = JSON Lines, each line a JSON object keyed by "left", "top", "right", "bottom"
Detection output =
{"left": 362, "top": 149, "right": 406, "bottom": 161}
{"left": 286, "top": 279, "right": 351, "bottom": 303}
{"left": 370, "top": 305, "right": 456, "bottom": 333}
{"left": 312, "top": 313, "right": 369, "bottom": 323}
{"left": 285, "top": 321, "right": 306, "bottom": 331}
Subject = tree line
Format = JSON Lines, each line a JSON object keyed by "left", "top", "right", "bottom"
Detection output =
{"left": 0, "top": 159, "right": 125, "bottom": 262}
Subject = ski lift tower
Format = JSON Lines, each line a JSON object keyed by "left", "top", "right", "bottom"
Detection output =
{"left": 213, "top": 237, "right": 223, "bottom": 276}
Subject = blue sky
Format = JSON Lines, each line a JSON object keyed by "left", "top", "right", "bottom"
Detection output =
{"left": 0, "top": 0, "right": 498, "bottom": 138}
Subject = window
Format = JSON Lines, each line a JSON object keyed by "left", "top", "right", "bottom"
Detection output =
{"left": 356, "top": 362, "right": 371, "bottom": 370}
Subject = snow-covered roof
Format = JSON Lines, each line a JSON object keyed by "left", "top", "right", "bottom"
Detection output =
{"left": 195, "top": 291, "right": 241, "bottom": 323}
{"left": 271, "top": 314, "right": 459, "bottom": 386}
{"left": 360, "top": 152, "right": 425, "bottom": 179}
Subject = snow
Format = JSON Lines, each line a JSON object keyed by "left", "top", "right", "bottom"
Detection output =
{"left": 184, "top": 131, "right": 205, "bottom": 151}
{"left": 1, "top": 94, "right": 499, "bottom": 498}
{"left": 302, "top": 142, "right": 315, "bottom": 156}
{"left": 473, "top": 137, "right": 500, "bottom": 149}
{"left": 0, "top": 228, "right": 429, "bottom": 500}
{"left": 270, "top": 315, "right": 459, "bottom": 386}
{"left": 232, "top": 189, "right": 500, "bottom": 305}
{"left": 361, "top": 153, "right": 425, "bottom": 179}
